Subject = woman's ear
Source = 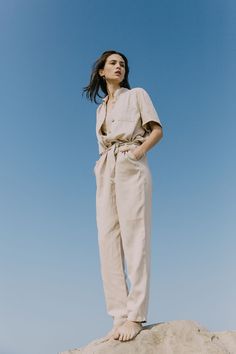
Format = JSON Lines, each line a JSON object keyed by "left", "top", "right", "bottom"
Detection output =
{"left": 99, "top": 69, "right": 104, "bottom": 77}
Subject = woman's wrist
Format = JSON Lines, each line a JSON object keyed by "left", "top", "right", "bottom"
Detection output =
{"left": 132, "top": 145, "right": 146, "bottom": 159}
{"left": 139, "top": 144, "right": 147, "bottom": 155}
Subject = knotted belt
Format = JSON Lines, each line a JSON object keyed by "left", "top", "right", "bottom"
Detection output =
{"left": 100, "top": 140, "right": 141, "bottom": 157}
{"left": 99, "top": 141, "right": 141, "bottom": 183}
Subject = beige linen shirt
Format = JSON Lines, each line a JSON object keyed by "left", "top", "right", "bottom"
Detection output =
{"left": 96, "top": 87, "right": 162, "bottom": 155}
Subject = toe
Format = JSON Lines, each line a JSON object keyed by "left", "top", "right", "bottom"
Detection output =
{"left": 122, "top": 333, "right": 128, "bottom": 341}
{"left": 126, "top": 333, "right": 131, "bottom": 341}
{"left": 127, "top": 332, "right": 133, "bottom": 341}
{"left": 119, "top": 333, "right": 125, "bottom": 341}
{"left": 113, "top": 331, "right": 119, "bottom": 340}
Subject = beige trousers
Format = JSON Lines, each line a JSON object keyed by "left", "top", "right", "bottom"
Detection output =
{"left": 94, "top": 142, "right": 152, "bottom": 324}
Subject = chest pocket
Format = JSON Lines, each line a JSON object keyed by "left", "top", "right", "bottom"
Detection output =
{"left": 116, "top": 104, "right": 139, "bottom": 122}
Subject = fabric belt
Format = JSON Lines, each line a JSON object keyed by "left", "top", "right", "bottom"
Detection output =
{"left": 99, "top": 141, "right": 141, "bottom": 183}
{"left": 99, "top": 141, "right": 141, "bottom": 157}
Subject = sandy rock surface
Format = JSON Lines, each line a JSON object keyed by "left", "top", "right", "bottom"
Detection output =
{"left": 59, "top": 320, "right": 236, "bottom": 354}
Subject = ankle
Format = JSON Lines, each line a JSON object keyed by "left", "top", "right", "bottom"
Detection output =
{"left": 126, "top": 320, "right": 143, "bottom": 325}
{"left": 131, "top": 320, "right": 141, "bottom": 323}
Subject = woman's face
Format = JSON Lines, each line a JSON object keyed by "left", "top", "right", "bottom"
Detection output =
{"left": 99, "top": 54, "right": 126, "bottom": 85}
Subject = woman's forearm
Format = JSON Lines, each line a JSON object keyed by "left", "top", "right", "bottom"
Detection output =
{"left": 140, "top": 123, "right": 163, "bottom": 154}
{"left": 132, "top": 123, "right": 163, "bottom": 160}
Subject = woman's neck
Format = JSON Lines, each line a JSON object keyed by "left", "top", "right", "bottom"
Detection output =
{"left": 106, "top": 83, "right": 121, "bottom": 99}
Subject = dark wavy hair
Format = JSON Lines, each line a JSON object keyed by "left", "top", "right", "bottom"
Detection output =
{"left": 83, "top": 50, "right": 131, "bottom": 104}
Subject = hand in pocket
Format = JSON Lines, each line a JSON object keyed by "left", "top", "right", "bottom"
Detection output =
{"left": 129, "top": 146, "right": 145, "bottom": 160}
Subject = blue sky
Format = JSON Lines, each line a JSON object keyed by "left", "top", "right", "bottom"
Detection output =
{"left": 0, "top": 1, "right": 235, "bottom": 353}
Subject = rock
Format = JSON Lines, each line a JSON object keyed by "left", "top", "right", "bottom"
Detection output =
{"left": 59, "top": 320, "right": 236, "bottom": 354}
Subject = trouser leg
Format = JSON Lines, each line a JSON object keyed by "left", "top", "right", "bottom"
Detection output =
{"left": 94, "top": 153, "right": 128, "bottom": 321}
{"left": 115, "top": 150, "right": 152, "bottom": 323}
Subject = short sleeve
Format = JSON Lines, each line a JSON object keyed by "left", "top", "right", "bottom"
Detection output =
{"left": 135, "top": 87, "right": 162, "bottom": 129}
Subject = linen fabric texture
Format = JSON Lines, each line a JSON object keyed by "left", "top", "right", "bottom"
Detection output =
{"left": 96, "top": 87, "right": 162, "bottom": 155}
{"left": 94, "top": 87, "right": 162, "bottom": 324}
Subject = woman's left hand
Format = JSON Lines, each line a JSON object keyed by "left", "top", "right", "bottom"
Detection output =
{"left": 130, "top": 146, "right": 146, "bottom": 160}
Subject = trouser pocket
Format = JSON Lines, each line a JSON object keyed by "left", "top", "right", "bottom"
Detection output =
{"left": 127, "top": 149, "right": 146, "bottom": 161}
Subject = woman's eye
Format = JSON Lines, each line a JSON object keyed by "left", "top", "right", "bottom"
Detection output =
{"left": 109, "top": 62, "right": 125, "bottom": 67}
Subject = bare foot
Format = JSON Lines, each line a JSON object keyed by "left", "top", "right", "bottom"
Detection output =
{"left": 113, "top": 320, "right": 143, "bottom": 341}
{"left": 93, "top": 318, "right": 127, "bottom": 344}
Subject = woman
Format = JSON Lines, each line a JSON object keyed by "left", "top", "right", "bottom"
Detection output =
{"left": 83, "top": 50, "right": 163, "bottom": 342}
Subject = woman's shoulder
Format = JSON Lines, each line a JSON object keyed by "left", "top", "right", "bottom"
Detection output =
{"left": 129, "top": 87, "right": 154, "bottom": 104}
{"left": 129, "top": 87, "right": 150, "bottom": 98}
{"left": 130, "top": 87, "right": 148, "bottom": 93}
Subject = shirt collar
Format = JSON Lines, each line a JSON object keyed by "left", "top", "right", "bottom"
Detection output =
{"left": 102, "top": 87, "right": 129, "bottom": 104}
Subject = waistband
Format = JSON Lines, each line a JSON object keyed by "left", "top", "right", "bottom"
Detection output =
{"left": 99, "top": 141, "right": 141, "bottom": 157}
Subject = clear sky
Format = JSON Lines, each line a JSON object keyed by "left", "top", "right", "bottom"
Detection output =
{"left": 0, "top": 1, "right": 235, "bottom": 354}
